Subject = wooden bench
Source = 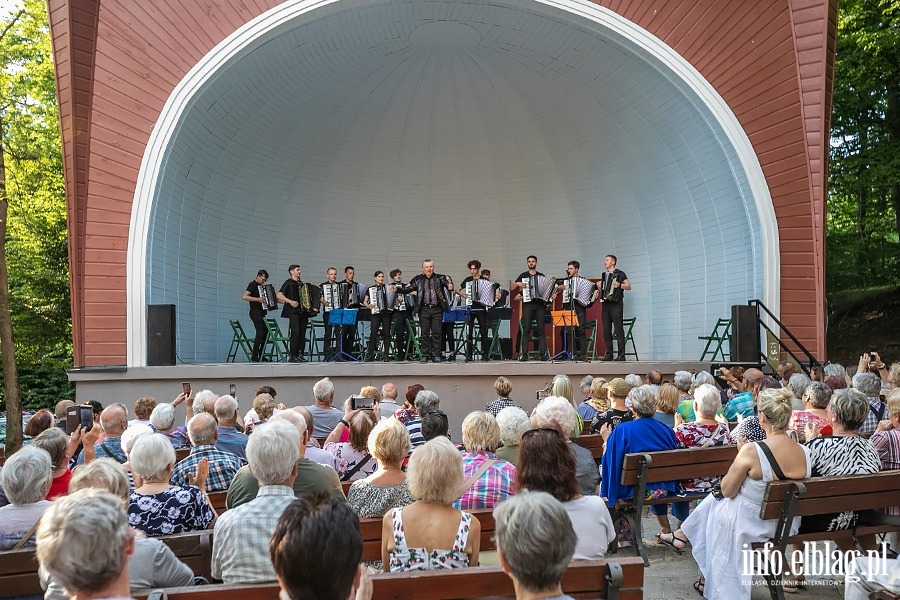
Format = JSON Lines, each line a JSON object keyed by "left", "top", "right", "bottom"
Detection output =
{"left": 573, "top": 432, "right": 604, "bottom": 460}
{"left": 133, "top": 557, "right": 645, "bottom": 600}
{"left": 158, "top": 530, "right": 214, "bottom": 582}
{"left": 207, "top": 491, "right": 228, "bottom": 513}
{"left": 615, "top": 445, "right": 738, "bottom": 565}
{"left": 754, "top": 470, "right": 900, "bottom": 600}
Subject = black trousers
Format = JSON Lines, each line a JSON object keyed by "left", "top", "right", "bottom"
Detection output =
{"left": 323, "top": 318, "right": 335, "bottom": 360}
{"left": 466, "top": 308, "right": 489, "bottom": 359}
{"left": 419, "top": 305, "right": 444, "bottom": 359}
{"left": 366, "top": 311, "right": 392, "bottom": 360}
{"left": 287, "top": 312, "right": 309, "bottom": 359}
{"left": 560, "top": 304, "right": 587, "bottom": 357}
{"left": 520, "top": 301, "right": 547, "bottom": 356}
{"left": 392, "top": 310, "right": 412, "bottom": 359}
{"left": 602, "top": 301, "right": 625, "bottom": 359}
{"left": 250, "top": 311, "right": 267, "bottom": 361}
{"left": 341, "top": 322, "right": 358, "bottom": 356}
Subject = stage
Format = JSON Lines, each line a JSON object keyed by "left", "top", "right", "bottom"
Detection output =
{"left": 69, "top": 359, "right": 709, "bottom": 440}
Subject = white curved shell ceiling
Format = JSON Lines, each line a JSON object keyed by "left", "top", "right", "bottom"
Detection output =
{"left": 144, "top": 0, "right": 765, "bottom": 362}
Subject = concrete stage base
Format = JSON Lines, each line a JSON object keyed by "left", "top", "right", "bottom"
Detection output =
{"left": 69, "top": 359, "right": 709, "bottom": 440}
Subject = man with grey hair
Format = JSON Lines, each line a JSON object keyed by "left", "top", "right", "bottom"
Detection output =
{"left": 788, "top": 373, "right": 811, "bottom": 410}
{"left": 36, "top": 489, "right": 134, "bottom": 598}
{"left": 212, "top": 419, "right": 300, "bottom": 584}
{"left": 494, "top": 491, "right": 577, "bottom": 600}
{"left": 226, "top": 411, "right": 343, "bottom": 509}
{"left": 292, "top": 406, "right": 336, "bottom": 469}
{"left": 307, "top": 377, "right": 343, "bottom": 438}
{"left": 405, "top": 390, "right": 440, "bottom": 448}
{"left": 379, "top": 382, "right": 402, "bottom": 417}
{"left": 191, "top": 389, "right": 218, "bottom": 418}
{"left": 150, "top": 403, "right": 188, "bottom": 448}
{"left": 853, "top": 372, "right": 887, "bottom": 437}
{"left": 77, "top": 403, "right": 128, "bottom": 465}
{"left": 171, "top": 413, "right": 244, "bottom": 492}
{"left": 645, "top": 370, "right": 662, "bottom": 391}
{"left": 214, "top": 395, "right": 249, "bottom": 460}
{"left": 0, "top": 446, "right": 53, "bottom": 549}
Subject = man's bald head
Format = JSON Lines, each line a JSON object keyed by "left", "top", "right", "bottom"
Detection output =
{"left": 99, "top": 404, "right": 127, "bottom": 436}
{"left": 188, "top": 412, "right": 218, "bottom": 446}
{"left": 381, "top": 382, "right": 398, "bottom": 400}
{"left": 745, "top": 368, "right": 764, "bottom": 386}
{"left": 292, "top": 406, "right": 314, "bottom": 438}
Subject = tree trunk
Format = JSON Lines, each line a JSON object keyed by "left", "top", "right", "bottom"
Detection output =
{"left": 0, "top": 114, "right": 23, "bottom": 455}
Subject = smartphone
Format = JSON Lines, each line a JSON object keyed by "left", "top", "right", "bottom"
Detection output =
{"left": 67, "top": 405, "right": 94, "bottom": 433}
{"left": 870, "top": 352, "right": 877, "bottom": 361}
{"left": 182, "top": 381, "right": 191, "bottom": 397}
{"left": 351, "top": 395, "right": 374, "bottom": 410}
{"left": 229, "top": 383, "right": 236, "bottom": 399}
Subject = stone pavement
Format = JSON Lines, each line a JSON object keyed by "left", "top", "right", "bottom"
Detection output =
{"left": 632, "top": 510, "right": 846, "bottom": 599}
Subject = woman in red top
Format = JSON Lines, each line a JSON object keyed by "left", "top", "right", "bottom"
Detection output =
{"left": 32, "top": 427, "right": 81, "bottom": 499}
{"left": 788, "top": 380, "right": 833, "bottom": 442}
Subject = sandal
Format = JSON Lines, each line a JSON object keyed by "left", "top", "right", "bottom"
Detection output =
{"left": 693, "top": 577, "right": 704, "bottom": 596}
{"left": 656, "top": 531, "right": 687, "bottom": 554}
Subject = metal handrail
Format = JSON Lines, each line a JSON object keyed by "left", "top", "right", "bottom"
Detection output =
{"left": 748, "top": 299, "right": 823, "bottom": 376}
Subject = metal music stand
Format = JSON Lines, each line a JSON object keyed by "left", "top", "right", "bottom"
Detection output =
{"left": 442, "top": 307, "right": 469, "bottom": 361}
{"left": 328, "top": 308, "right": 359, "bottom": 362}
{"left": 550, "top": 309, "right": 578, "bottom": 361}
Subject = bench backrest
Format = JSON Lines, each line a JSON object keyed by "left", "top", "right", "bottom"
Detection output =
{"left": 158, "top": 530, "right": 214, "bottom": 581}
{"left": 760, "top": 470, "right": 900, "bottom": 520}
{"left": 620, "top": 445, "right": 738, "bottom": 486}
{"left": 573, "top": 433, "right": 604, "bottom": 459}
{"left": 207, "top": 491, "right": 228, "bottom": 513}
{"left": 0, "top": 547, "right": 41, "bottom": 596}
{"left": 132, "top": 557, "right": 645, "bottom": 600}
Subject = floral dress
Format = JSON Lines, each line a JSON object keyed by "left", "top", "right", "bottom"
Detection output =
{"left": 128, "top": 486, "right": 214, "bottom": 536}
{"left": 388, "top": 508, "right": 472, "bottom": 571}
{"left": 674, "top": 421, "right": 734, "bottom": 492}
{"left": 325, "top": 442, "right": 377, "bottom": 481}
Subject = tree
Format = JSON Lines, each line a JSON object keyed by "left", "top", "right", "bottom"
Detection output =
{"left": 827, "top": 0, "right": 900, "bottom": 291}
{"left": 1, "top": 0, "right": 70, "bottom": 453}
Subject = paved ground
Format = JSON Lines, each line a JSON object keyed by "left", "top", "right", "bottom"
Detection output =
{"left": 633, "top": 510, "right": 846, "bottom": 599}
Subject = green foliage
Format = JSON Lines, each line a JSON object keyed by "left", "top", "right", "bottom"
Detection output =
{"left": 827, "top": 0, "right": 900, "bottom": 292}
{"left": 0, "top": 362, "right": 74, "bottom": 409}
{"left": 1, "top": 0, "right": 71, "bottom": 367}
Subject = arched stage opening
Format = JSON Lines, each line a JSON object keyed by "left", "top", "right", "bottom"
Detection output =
{"left": 127, "top": 0, "right": 778, "bottom": 367}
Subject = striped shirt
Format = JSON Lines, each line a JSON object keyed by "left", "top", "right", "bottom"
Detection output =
{"left": 452, "top": 451, "right": 516, "bottom": 511}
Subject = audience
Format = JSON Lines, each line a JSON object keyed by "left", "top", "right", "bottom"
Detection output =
{"left": 129, "top": 396, "right": 156, "bottom": 428}
{"left": 192, "top": 389, "right": 218, "bottom": 417}
{"left": 577, "top": 376, "right": 608, "bottom": 421}
{"left": 271, "top": 494, "right": 370, "bottom": 600}
{"left": 325, "top": 403, "right": 379, "bottom": 481}
{"left": 551, "top": 374, "right": 581, "bottom": 436}
{"left": 653, "top": 382, "right": 679, "bottom": 427}
{"left": 150, "top": 402, "right": 188, "bottom": 448}
{"left": 171, "top": 413, "right": 244, "bottom": 492}
{"left": 485, "top": 376, "right": 522, "bottom": 416}
{"left": 788, "top": 380, "right": 832, "bottom": 442}
{"left": 533, "top": 396, "right": 599, "bottom": 495}
{"left": 645, "top": 370, "right": 662, "bottom": 391}
{"left": 404, "top": 389, "right": 440, "bottom": 447}
{"left": 31, "top": 426, "right": 78, "bottom": 499}
{"left": 515, "top": 427, "right": 614, "bottom": 559}
{"left": 454, "top": 411, "right": 516, "bottom": 510}
{"left": 383, "top": 436, "right": 481, "bottom": 571}
{"left": 212, "top": 395, "right": 249, "bottom": 459}
{"left": 292, "top": 405, "right": 337, "bottom": 468}
{"left": 853, "top": 372, "right": 887, "bottom": 437}
{"left": 870, "top": 392, "right": 900, "bottom": 473}
{"left": 212, "top": 419, "right": 300, "bottom": 584}
{"left": 394, "top": 384, "right": 425, "bottom": 424}
{"left": 227, "top": 411, "right": 344, "bottom": 509}
{"left": 128, "top": 433, "right": 216, "bottom": 536}
{"left": 495, "top": 406, "right": 530, "bottom": 464}
{"left": 347, "top": 418, "right": 415, "bottom": 518}
{"left": 36, "top": 490, "right": 134, "bottom": 600}
{"left": 78, "top": 403, "right": 128, "bottom": 464}
{"left": 673, "top": 371, "right": 697, "bottom": 422}
{"left": 379, "top": 382, "right": 402, "bottom": 416}
{"left": 0, "top": 445, "right": 53, "bottom": 549}
{"left": 40, "top": 458, "right": 195, "bottom": 599}
{"left": 24, "top": 409, "right": 55, "bottom": 439}
{"left": 308, "top": 378, "right": 343, "bottom": 437}
{"left": 494, "top": 491, "right": 578, "bottom": 600}
{"left": 420, "top": 410, "right": 451, "bottom": 442}
{"left": 590, "top": 378, "right": 634, "bottom": 433}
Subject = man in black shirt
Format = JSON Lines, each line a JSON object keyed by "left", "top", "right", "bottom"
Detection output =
{"left": 389, "top": 269, "right": 414, "bottom": 361}
{"left": 399, "top": 259, "right": 454, "bottom": 363}
{"left": 481, "top": 269, "right": 508, "bottom": 307}
{"left": 511, "top": 255, "right": 548, "bottom": 361}
{"left": 458, "top": 259, "right": 491, "bottom": 362}
{"left": 241, "top": 269, "right": 270, "bottom": 362}
{"left": 276, "top": 264, "right": 309, "bottom": 362}
{"left": 598, "top": 254, "right": 631, "bottom": 361}
{"left": 339, "top": 266, "right": 363, "bottom": 358}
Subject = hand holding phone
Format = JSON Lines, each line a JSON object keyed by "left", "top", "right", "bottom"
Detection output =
{"left": 351, "top": 395, "right": 374, "bottom": 410}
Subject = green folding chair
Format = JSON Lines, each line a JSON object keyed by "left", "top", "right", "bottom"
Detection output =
{"left": 487, "top": 307, "right": 512, "bottom": 359}
{"left": 584, "top": 319, "right": 599, "bottom": 360}
{"left": 264, "top": 318, "right": 291, "bottom": 362}
{"left": 405, "top": 319, "right": 424, "bottom": 361}
{"left": 611, "top": 317, "right": 639, "bottom": 360}
{"left": 699, "top": 318, "right": 732, "bottom": 361}
{"left": 227, "top": 320, "right": 253, "bottom": 362}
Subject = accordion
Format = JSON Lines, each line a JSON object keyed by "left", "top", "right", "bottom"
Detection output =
{"left": 340, "top": 282, "right": 367, "bottom": 308}
{"left": 322, "top": 283, "right": 340, "bottom": 311}
{"left": 369, "top": 285, "right": 397, "bottom": 314}
{"left": 465, "top": 279, "right": 497, "bottom": 307}
{"left": 562, "top": 277, "right": 595, "bottom": 308}
{"left": 600, "top": 271, "right": 624, "bottom": 303}
{"left": 299, "top": 283, "right": 322, "bottom": 315}
{"left": 258, "top": 284, "right": 278, "bottom": 311}
{"left": 521, "top": 275, "right": 555, "bottom": 304}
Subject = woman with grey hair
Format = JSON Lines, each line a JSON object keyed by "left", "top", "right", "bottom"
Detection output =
{"left": 799, "top": 388, "right": 881, "bottom": 534}
{"left": 788, "top": 380, "right": 832, "bottom": 442}
{"left": 599, "top": 386, "right": 679, "bottom": 547}
{"left": 36, "top": 490, "right": 134, "bottom": 599}
{"left": 32, "top": 427, "right": 80, "bottom": 500}
{"left": 494, "top": 491, "right": 578, "bottom": 599}
{"left": 532, "top": 396, "right": 600, "bottom": 495}
{"left": 495, "top": 406, "right": 530, "bottom": 465}
{"left": 128, "top": 433, "right": 215, "bottom": 536}
{"left": 0, "top": 446, "right": 53, "bottom": 549}
{"left": 39, "top": 459, "right": 195, "bottom": 599}
{"left": 150, "top": 402, "right": 188, "bottom": 448}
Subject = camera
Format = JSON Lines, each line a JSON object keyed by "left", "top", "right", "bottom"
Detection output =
{"left": 66, "top": 405, "right": 94, "bottom": 433}
{"left": 229, "top": 383, "right": 236, "bottom": 399}
{"left": 351, "top": 395, "right": 374, "bottom": 410}
{"left": 182, "top": 381, "right": 191, "bottom": 396}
